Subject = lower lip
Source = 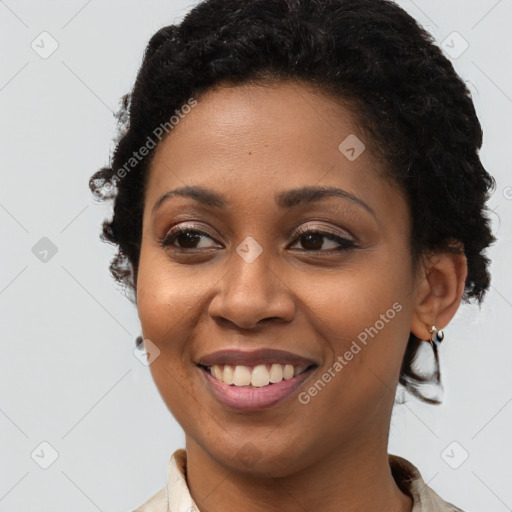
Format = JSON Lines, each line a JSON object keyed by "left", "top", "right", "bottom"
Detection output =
{"left": 199, "top": 366, "right": 316, "bottom": 411}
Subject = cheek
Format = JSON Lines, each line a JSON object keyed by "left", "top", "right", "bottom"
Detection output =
{"left": 300, "top": 257, "right": 409, "bottom": 339}
{"left": 291, "top": 277, "right": 410, "bottom": 439}
{"left": 296, "top": 257, "right": 412, "bottom": 395}
{"left": 136, "top": 245, "right": 216, "bottom": 343}
{"left": 135, "top": 249, "right": 212, "bottom": 421}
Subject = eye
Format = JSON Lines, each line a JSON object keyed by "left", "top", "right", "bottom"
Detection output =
{"left": 160, "top": 224, "right": 356, "bottom": 253}
{"left": 160, "top": 225, "right": 221, "bottom": 250}
{"left": 289, "top": 227, "right": 356, "bottom": 252}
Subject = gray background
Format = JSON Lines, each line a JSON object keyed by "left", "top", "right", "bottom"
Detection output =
{"left": 1, "top": 1, "right": 511, "bottom": 511}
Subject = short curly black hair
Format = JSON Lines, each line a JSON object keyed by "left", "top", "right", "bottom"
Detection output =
{"left": 90, "top": 0, "right": 496, "bottom": 404}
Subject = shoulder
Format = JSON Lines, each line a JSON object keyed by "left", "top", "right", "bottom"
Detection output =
{"left": 389, "top": 453, "right": 467, "bottom": 512}
{"left": 130, "top": 486, "right": 167, "bottom": 512}
{"left": 129, "top": 449, "right": 192, "bottom": 512}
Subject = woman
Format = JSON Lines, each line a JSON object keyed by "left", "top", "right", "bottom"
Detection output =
{"left": 90, "top": 0, "right": 495, "bottom": 510}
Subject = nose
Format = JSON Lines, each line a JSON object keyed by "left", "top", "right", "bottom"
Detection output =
{"left": 208, "top": 248, "right": 296, "bottom": 330}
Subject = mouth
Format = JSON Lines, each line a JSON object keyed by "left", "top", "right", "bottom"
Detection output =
{"left": 196, "top": 362, "right": 318, "bottom": 411}
{"left": 198, "top": 362, "right": 316, "bottom": 387}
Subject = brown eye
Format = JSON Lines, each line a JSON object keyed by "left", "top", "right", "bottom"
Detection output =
{"left": 161, "top": 228, "right": 220, "bottom": 250}
{"left": 299, "top": 233, "right": 324, "bottom": 250}
{"left": 290, "top": 229, "right": 356, "bottom": 252}
{"left": 172, "top": 230, "right": 203, "bottom": 249}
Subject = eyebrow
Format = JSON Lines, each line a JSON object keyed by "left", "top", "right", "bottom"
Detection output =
{"left": 152, "top": 185, "right": 376, "bottom": 217}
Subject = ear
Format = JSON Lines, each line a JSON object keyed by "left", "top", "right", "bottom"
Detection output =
{"left": 410, "top": 243, "right": 468, "bottom": 341}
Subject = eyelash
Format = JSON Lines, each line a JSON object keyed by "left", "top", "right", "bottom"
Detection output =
{"left": 160, "top": 224, "right": 356, "bottom": 253}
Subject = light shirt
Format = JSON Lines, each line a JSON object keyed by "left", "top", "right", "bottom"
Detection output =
{"left": 132, "top": 449, "right": 464, "bottom": 512}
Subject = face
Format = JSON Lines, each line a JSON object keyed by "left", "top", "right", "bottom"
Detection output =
{"left": 136, "top": 80, "right": 421, "bottom": 477}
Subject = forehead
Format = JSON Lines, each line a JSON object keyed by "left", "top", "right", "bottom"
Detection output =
{"left": 144, "top": 80, "right": 404, "bottom": 223}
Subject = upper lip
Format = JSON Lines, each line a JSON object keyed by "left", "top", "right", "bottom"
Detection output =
{"left": 196, "top": 348, "right": 318, "bottom": 368}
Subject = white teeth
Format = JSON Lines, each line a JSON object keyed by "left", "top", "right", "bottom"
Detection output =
{"left": 223, "top": 364, "right": 234, "bottom": 385}
{"left": 212, "top": 365, "right": 223, "bottom": 380}
{"left": 283, "top": 364, "right": 294, "bottom": 380}
{"left": 269, "top": 363, "right": 283, "bottom": 383}
{"left": 293, "top": 365, "right": 307, "bottom": 377}
{"left": 233, "top": 365, "right": 251, "bottom": 386}
{"left": 251, "top": 365, "right": 270, "bottom": 387}
{"left": 208, "top": 363, "right": 311, "bottom": 387}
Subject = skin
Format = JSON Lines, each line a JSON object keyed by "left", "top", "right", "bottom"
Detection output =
{"left": 136, "top": 80, "right": 467, "bottom": 512}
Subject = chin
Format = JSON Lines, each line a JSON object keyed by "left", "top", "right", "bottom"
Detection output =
{"left": 206, "top": 437, "right": 312, "bottom": 478}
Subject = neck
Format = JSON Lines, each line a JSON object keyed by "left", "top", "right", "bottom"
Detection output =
{"left": 185, "top": 432, "right": 413, "bottom": 512}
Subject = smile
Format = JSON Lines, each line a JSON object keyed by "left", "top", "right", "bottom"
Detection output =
{"left": 203, "top": 363, "right": 312, "bottom": 387}
{"left": 198, "top": 363, "right": 317, "bottom": 411}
